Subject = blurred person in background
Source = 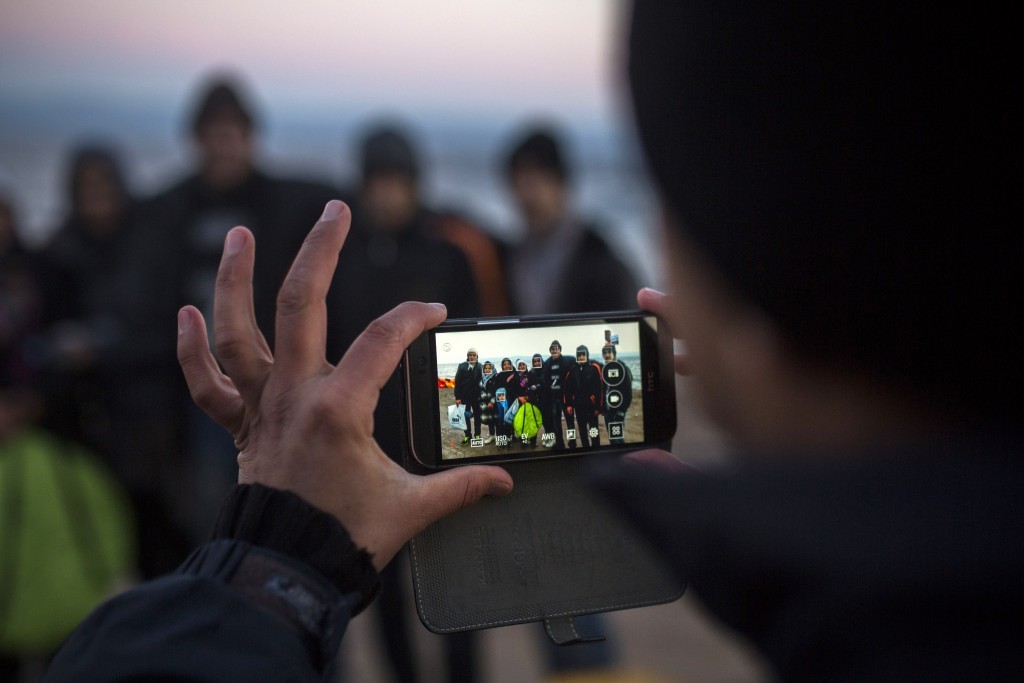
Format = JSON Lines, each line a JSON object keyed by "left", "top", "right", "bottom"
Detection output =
{"left": 0, "top": 171, "right": 41, "bottom": 394}
{"left": 326, "top": 123, "right": 483, "bottom": 683}
{"left": 34, "top": 145, "right": 175, "bottom": 583}
{"left": 140, "top": 73, "right": 336, "bottom": 548}
{"left": 1, "top": 172, "right": 134, "bottom": 682}
{"left": 502, "top": 126, "right": 638, "bottom": 316}
{"left": 501, "top": 126, "right": 628, "bottom": 672}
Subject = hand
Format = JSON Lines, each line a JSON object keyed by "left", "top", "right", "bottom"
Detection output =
{"left": 177, "top": 200, "right": 513, "bottom": 570}
{"left": 637, "top": 287, "right": 689, "bottom": 376}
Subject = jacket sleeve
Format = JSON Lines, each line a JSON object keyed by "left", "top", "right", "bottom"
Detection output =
{"left": 43, "top": 485, "right": 380, "bottom": 682}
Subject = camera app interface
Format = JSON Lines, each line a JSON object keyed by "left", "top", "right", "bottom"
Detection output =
{"left": 435, "top": 320, "right": 647, "bottom": 461}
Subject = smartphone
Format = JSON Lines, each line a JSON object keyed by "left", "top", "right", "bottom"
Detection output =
{"left": 403, "top": 310, "right": 676, "bottom": 468}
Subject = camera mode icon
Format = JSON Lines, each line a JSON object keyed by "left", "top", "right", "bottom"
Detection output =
{"left": 602, "top": 361, "right": 625, "bottom": 386}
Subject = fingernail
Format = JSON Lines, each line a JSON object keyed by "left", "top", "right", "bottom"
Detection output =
{"left": 225, "top": 228, "right": 245, "bottom": 255}
{"left": 488, "top": 479, "right": 512, "bottom": 497}
{"left": 321, "top": 199, "right": 343, "bottom": 221}
{"left": 429, "top": 302, "right": 447, "bottom": 312}
{"left": 177, "top": 308, "right": 191, "bottom": 335}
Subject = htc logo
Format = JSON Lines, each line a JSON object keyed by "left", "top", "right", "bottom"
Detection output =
{"left": 646, "top": 371, "right": 656, "bottom": 392}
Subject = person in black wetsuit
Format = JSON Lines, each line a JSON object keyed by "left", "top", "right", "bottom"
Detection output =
{"left": 563, "top": 345, "right": 604, "bottom": 449}
{"left": 599, "top": 342, "right": 632, "bottom": 445}
{"left": 541, "top": 340, "right": 575, "bottom": 449}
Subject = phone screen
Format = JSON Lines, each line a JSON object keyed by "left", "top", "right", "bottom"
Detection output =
{"left": 421, "top": 315, "right": 661, "bottom": 465}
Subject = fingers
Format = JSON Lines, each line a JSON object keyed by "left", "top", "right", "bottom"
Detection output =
{"left": 637, "top": 286, "right": 672, "bottom": 317}
{"left": 274, "top": 200, "right": 351, "bottom": 379}
{"left": 177, "top": 306, "right": 246, "bottom": 434}
{"left": 414, "top": 465, "right": 513, "bottom": 526}
{"left": 638, "top": 287, "right": 690, "bottom": 376}
{"left": 212, "top": 227, "right": 273, "bottom": 403}
{"left": 336, "top": 301, "right": 448, "bottom": 404}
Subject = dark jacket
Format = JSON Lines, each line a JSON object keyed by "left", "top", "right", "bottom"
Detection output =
{"left": 142, "top": 171, "right": 339, "bottom": 352}
{"left": 453, "top": 361, "right": 483, "bottom": 404}
{"left": 564, "top": 360, "right": 604, "bottom": 415}
{"left": 325, "top": 202, "right": 479, "bottom": 462}
{"left": 43, "top": 484, "right": 379, "bottom": 682}
{"left": 542, "top": 354, "right": 573, "bottom": 400}
{"left": 492, "top": 359, "right": 521, "bottom": 406}
{"left": 526, "top": 367, "right": 547, "bottom": 405}
{"left": 507, "top": 226, "right": 638, "bottom": 315}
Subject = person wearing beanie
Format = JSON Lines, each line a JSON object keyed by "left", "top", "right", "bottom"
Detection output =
{"left": 599, "top": 342, "right": 632, "bottom": 445}
{"left": 541, "top": 339, "right": 576, "bottom": 449}
{"left": 136, "top": 72, "right": 339, "bottom": 555}
{"left": 331, "top": 129, "right": 485, "bottom": 683}
{"left": 501, "top": 125, "right": 637, "bottom": 315}
{"left": 563, "top": 344, "right": 604, "bottom": 449}
{"left": 453, "top": 348, "right": 483, "bottom": 445}
{"left": 336, "top": 143, "right": 483, "bottom": 681}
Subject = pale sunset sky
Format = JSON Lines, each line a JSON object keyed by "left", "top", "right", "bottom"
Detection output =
{"left": 1, "top": 0, "right": 627, "bottom": 129}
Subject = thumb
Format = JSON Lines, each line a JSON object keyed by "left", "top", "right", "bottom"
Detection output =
{"left": 415, "top": 466, "right": 513, "bottom": 525}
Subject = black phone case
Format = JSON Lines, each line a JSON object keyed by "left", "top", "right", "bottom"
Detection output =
{"left": 403, "top": 448, "right": 686, "bottom": 639}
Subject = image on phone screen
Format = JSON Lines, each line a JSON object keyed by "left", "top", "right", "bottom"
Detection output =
{"left": 433, "top": 319, "right": 646, "bottom": 462}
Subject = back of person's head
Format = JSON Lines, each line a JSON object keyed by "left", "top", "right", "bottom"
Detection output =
{"left": 628, "top": 2, "right": 1020, "bottom": 420}
{"left": 188, "top": 74, "right": 258, "bottom": 137}
{"left": 504, "top": 127, "right": 569, "bottom": 184}
{"left": 360, "top": 125, "right": 420, "bottom": 183}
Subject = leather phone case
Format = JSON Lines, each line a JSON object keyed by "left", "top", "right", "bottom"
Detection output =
{"left": 404, "top": 452, "right": 685, "bottom": 638}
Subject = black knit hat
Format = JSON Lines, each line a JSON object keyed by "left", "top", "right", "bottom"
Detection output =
{"left": 360, "top": 126, "right": 419, "bottom": 181}
{"left": 627, "top": 1, "right": 1019, "bottom": 416}
{"left": 505, "top": 128, "right": 568, "bottom": 182}
{"left": 189, "top": 76, "right": 257, "bottom": 136}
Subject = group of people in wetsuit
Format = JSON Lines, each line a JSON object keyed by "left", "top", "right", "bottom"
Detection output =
{"left": 452, "top": 339, "right": 634, "bottom": 451}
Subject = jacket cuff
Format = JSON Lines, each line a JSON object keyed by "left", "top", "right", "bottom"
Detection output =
{"left": 209, "top": 483, "right": 380, "bottom": 614}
